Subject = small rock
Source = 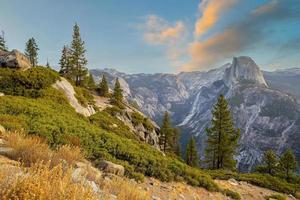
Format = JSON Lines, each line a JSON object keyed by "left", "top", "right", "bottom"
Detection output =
{"left": 179, "top": 194, "right": 185, "bottom": 199}
{"left": 110, "top": 194, "right": 117, "bottom": 200}
{"left": 151, "top": 196, "right": 161, "bottom": 200}
{"left": 0, "top": 92, "right": 4, "bottom": 97}
{"left": 97, "top": 160, "right": 124, "bottom": 176}
{"left": 228, "top": 178, "right": 239, "bottom": 186}
{"left": 87, "top": 180, "right": 101, "bottom": 194}
{"left": 239, "top": 181, "right": 248, "bottom": 186}
{"left": 0, "top": 139, "right": 5, "bottom": 145}
{"left": 288, "top": 194, "right": 297, "bottom": 200}
{"left": 0, "top": 147, "right": 14, "bottom": 155}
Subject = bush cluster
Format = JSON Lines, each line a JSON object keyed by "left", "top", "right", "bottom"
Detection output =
{"left": 74, "top": 86, "right": 95, "bottom": 107}
{"left": 0, "top": 67, "right": 60, "bottom": 98}
{"left": 131, "top": 111, "right": 154, "bottom": 131}
{"left": 0, "top": 93, "right": 220, "bottom": 192}
{"left": 208, "top": 170, "right": 300, "bottom": 198}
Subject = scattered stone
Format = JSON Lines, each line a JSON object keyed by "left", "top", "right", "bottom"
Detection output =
{"left": 110, "top": 194, "right": 117, "bottom": 200}
{"left": 179, "top": 193, "right": 185, "bottom": 199}
{"left": 151, "top": 196, "right": 161, "bottom": 200}
{"left": 239, "top": 181, "right": 248, "bottom": 186}
{"left": 0, "top": 49, "right": 31, "bottom": 70}
{"left": 288, "top": 194, "right": 297, "bottom": 200}
{"left": 228, "top": 178, "right": 239, "bottom": 186}
{"left": 0, "top": 92, "right": 4, "bottom": 96}
{"left": 97, "top": 160, "right": 124, "bottom": 176}
{"left": 0, "top": 147, "right": 14, "bottom": 155}
{"left": 87, "top": 180, "right": 101, "bottom": 194}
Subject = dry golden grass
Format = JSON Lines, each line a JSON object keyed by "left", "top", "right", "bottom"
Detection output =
{"left": 52, "top": 145, "right": 84, "bottom": 166}
{"left": 100, "top": 177, "right": 150, "bottom": 200}
{"left": 0, "top": 162, "right": 97, "bottom": 200}
{"left": 1, "top": 132, "right": 150, "bottom": 200}
{"left": 4, "top": 132, "right": 52, "bottom": 166}
{"left": 3, "top": 132, "right": 83, "bottom": 167}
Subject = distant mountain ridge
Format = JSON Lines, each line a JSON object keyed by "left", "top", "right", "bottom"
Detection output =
{"left": 90, "top": 57, "right": 300, "bottom": 172}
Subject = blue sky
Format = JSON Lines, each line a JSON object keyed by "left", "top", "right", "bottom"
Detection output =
{"left": 1, "top": 0, "right": 300, "bottom": 73}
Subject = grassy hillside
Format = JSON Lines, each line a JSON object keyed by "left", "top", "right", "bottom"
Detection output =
{"left": 0, "top": 67, "right": 299, "bottom": 199}
{"left": 0, "top": 67, "right": 223, "bottom": 193}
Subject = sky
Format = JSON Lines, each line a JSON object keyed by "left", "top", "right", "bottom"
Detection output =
{"left": 1, "top": 0, "right": 300, "bottom": 73}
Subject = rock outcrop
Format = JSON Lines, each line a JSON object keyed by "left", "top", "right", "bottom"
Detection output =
{"left": 0, "top": 49, "right": 31, "bottom": 71}
{"left": 52, "top": 78, "right": 96, "bottom": 117}
{"left": 224, "top": 56, "right": 268, "bottom": 88}
{"left": 97, "top": 160, "right": 125, "bottom": 176}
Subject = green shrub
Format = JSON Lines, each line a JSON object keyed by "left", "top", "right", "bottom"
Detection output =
{"left": 0, "top": 94, "right": 219, "bottom": 192}
{"left": 208, "top": 170, "right": 300, "bottom": 197}
{"left": 74, "top": 87, "right": 95, "bottom": 107}
{"left": 104, "top": 106, "right": 122, "bottom": 116}
{"left": 131, "top": 111, "right": 154, "bottom": 131}
{"left": 264, "top": 194, "right": 286, "bottom": 200}
{"left": 131, "top": 172, "right": 145, "bottom": 182}
{"left": 222, "top": 189, "right": 241, "bottom": 200}
{"left": 0, "top": 67, "right": 60, "bottom": 98}
{"left": 89, "top": 111, "right": 137, "bottom": 140}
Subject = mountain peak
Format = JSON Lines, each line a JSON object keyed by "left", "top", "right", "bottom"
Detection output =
{"left": 224, "top": 56, "right": 268, "bottom": 88}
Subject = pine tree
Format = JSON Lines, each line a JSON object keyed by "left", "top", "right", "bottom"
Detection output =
{"left": 70, "top": 23, "right": 88, "bottom": 86}
{"left": 98, "top": 75, "right": 109, "bottom": 97}
{"left": 25, "top": 37, "right": 39, "bottom": 67}
{"left": 172, "top": 127, "right": 181, "bottom": 156}
{"left": 46, "top": 59, "right": 51, "bottom": 68}
{"left": 159, "top": 111, "right": 173, "bottom": 152}
{"left": 59, "top": 45, "right": 72, "bottom": 78}
{"left": 0, "top": 31, "right": 8, "bottom": 51}
{"left": 85, "top": 74, "right": 96, "bottom": 90}
{"left": 279, "top": 149, "right": 298, "bottom": 181}
{"left": 262, "top": 150, "right": 277, "bottom": 175}
{"left": 110, "top": 78, "right": 123, "bottom": 107}
{"left": 205, "top": 94, "right": 240, "bottom": 170}
{"left": 186, "top": 137, "right": 199, "bottom": 167}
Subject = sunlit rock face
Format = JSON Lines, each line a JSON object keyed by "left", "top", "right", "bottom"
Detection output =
{"left": 0, "top": 49, "right": 31, "bottom": 71}
{"left": 224, "top": 56, "right": 268, "bottom": 88}
{"left": 91, "top": 57, "right": 300, "bottom": 172}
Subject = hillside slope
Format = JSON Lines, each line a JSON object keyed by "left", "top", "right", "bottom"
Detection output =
{"left": 91, "top": 57, "right": 300, "bottom": 172}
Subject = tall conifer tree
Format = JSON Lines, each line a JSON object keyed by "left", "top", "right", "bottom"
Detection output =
{"left": 279, "top": 149, "right": 298, "bottom": 181}
{"left": 70, "top": 23, "right": 88, "bottom": 86}
{"left": 205, "top": 94, "right": 240, "bottom": 170}
{"left": 98, "top": 75, "right": 109, "bottom": 96}
{"left": 25, "top": 37, "right": 39, "bottom": 67}
{"left": 262, "top": 150, "right": 277, "bottom": 175}
{"left": 59, "top": 45, "right": 72, "bottom": 78}
{"left": 111, "top": 78, "right": 123, "bottom": 107}
{"left": 159, "top": 111, "right": 173, "bottom": 152}
{"left": 172, "top": 127, "right": 181, "bottom": 156}
{"left": 186, "top": 137, "right": 199, "bottom": 167}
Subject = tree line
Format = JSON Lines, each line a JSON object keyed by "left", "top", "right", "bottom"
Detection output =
{"left": 256, "top": 148, "right": 298, "bottom": 181}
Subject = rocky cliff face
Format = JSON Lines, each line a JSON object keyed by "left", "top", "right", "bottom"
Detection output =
{"left": 90, "top": 57, "right": 300, "bottom": 172}
{"left": 53, "top": 78, "right": 96, "bottom": 117}
{"left": 224, "top": 57, "right": 268, "bottom": 88}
